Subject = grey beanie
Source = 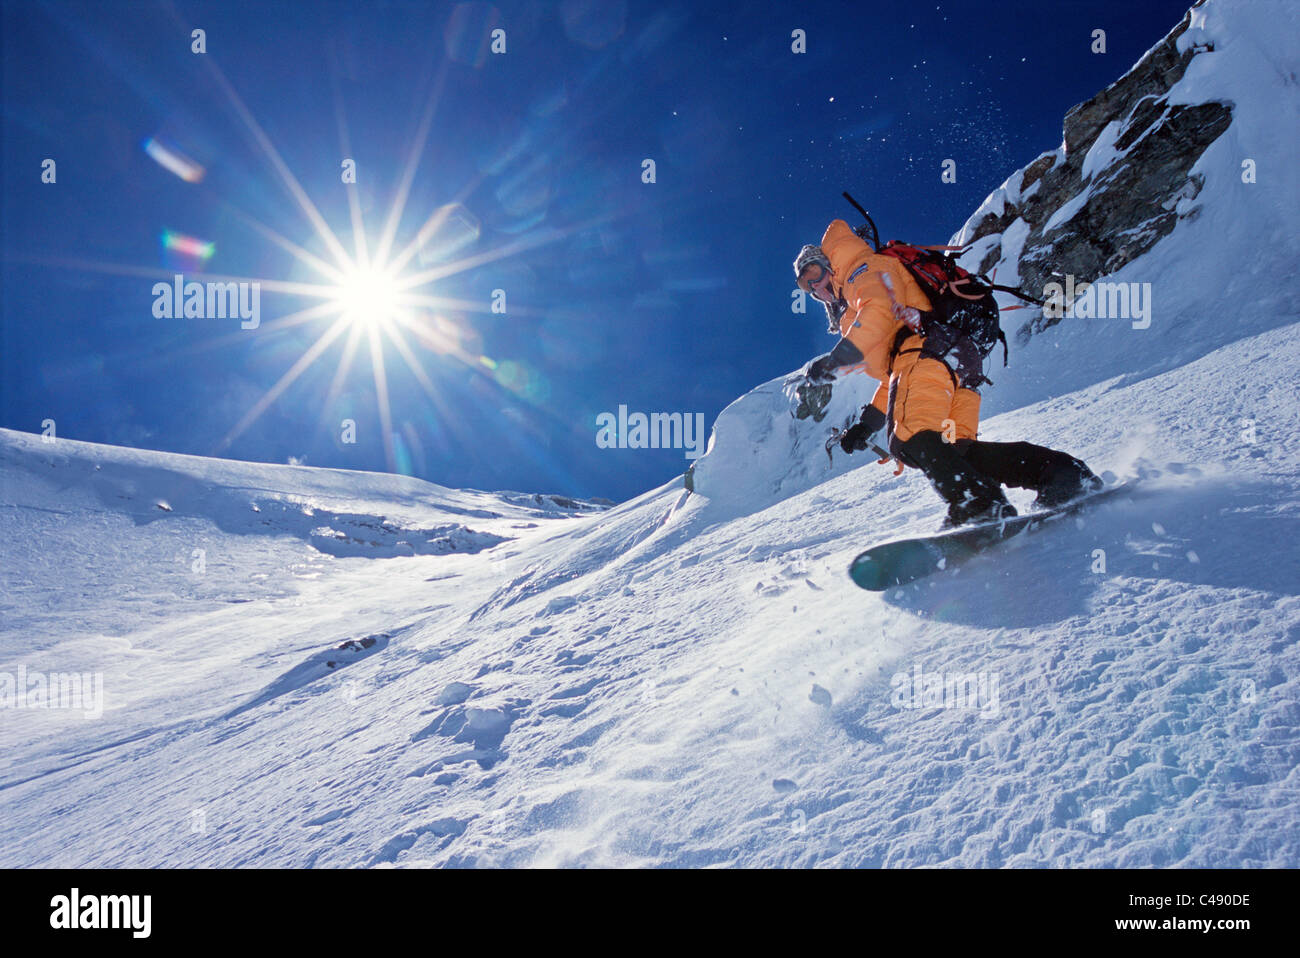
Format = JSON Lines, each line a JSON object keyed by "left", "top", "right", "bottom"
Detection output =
{"left": 793, "top": 244, "right": 831, "bottom": 278}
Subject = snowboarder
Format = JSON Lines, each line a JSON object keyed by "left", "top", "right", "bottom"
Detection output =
{"left": 793, "top": 220, "right": 1102, "bottom": 527}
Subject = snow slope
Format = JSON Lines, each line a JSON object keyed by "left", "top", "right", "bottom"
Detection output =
{"left": 1, "top": 0, "right": 1297, "bottom": 867}
{"left": 3, "top": 322, "right": 1296, "bottom": 867}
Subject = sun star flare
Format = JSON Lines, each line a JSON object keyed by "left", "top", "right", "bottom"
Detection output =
{"left": 333, "top": 264, "right": 402, "bottom": 329}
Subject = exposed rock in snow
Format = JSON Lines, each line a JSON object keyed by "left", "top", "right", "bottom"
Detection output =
{"left": 953, "top": 0, "right": 1237, "bottom": 338}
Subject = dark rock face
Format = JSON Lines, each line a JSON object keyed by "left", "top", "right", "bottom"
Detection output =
{"left": 957, "top": 0, "right": 1232, "bottom": 342}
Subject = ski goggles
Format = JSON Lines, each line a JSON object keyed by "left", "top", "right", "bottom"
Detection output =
{"left": 797, "top": 261, "right": 832, "bottom": 295}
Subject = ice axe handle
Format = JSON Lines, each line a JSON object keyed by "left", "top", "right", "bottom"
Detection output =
{"left": 825, "top": 428, "right": 891, "bottom": 464}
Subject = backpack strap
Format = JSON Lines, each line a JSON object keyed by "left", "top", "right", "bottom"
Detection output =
{"left": 897, "top": 242, "right": 1046, "bottom": 308}
{"left": 888, "top": 326, "right": 916, "bottom": 369}
{"left": 946, "top": 276, "right": 987, "bottom": 301}
{"left": 982, "top": 280, "right": 1045, "bottom": 306}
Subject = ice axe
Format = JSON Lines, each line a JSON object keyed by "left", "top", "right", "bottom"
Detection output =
{"left": 824, "top": 421, "right": 891, "bottom": 467}
{"left": 825, "top": 404, "right": 904, "bottom": 475}
{"left": 842, "top": 191, "right": 881, "bottom": 252}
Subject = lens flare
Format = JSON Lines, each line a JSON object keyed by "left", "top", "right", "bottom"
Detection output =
{"left": 61, "top": 28, "right": 612, "bottom": 476}
{"left": 143, "top": 137, "right": 206, "bottom": 183}
{"left": 161, "top": 229, "right": 215, "bottom": 262}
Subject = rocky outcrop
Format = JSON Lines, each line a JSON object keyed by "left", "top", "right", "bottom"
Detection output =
{"left": 954, "top": 0, "right": 1232, "bottom": 341}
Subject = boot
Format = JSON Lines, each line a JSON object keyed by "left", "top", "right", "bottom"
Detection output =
{"left": 940, "top": 496, "right": 1018, "bottom": 530}
{"left": 1033, "top": 459, "right": 1103, "bottom": 510}
{"left": 896, "top": 430, "right": 1014, "bottom": 529}
{"left": 955, "top": 440, "right": 1103, "bottom": 510}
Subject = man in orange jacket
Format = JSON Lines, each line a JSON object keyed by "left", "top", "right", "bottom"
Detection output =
{"left": 794, "top": 220, "right": 1101, "bottom": 527}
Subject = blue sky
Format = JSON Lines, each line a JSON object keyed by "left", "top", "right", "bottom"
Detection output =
{"left": 1, "top": 0, "right": 1193, "bottom": 501}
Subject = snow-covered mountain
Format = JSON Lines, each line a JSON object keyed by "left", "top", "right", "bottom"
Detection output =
{"left": 2, "top": 0, "right": 1297, "bottom": 867}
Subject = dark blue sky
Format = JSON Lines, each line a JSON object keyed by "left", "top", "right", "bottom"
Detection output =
{"left": 2, "top": 0, "right": 1193, "bottom": 501}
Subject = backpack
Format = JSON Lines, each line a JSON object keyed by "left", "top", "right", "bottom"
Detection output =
{"left": 839, "top": 191, "right": 1047, "bottom": 388}
{"left": 877, "top": 240, "right": 1007, "bottom": 386}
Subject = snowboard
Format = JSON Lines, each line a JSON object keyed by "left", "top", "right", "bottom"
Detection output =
{"left": 848, "top": 482, "right": 1134, "bottom": 591}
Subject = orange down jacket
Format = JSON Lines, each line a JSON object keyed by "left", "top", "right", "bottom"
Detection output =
{"left": 819, "top": 219, "right": 934, "bottom": 382}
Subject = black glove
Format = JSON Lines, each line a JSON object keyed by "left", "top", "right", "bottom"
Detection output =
{"left": 805, "top": 355, "right": 837, "bottom": 384}
{"left": 839, "top": 405, "right": 887, "bottom": 454}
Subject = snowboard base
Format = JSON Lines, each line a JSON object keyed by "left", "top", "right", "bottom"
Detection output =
{"left": 849, "top": 482, "right": 1133, "bottom": 591}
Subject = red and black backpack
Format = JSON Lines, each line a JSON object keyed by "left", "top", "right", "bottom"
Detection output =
{"left": 877, "top": 240, "right": 1007, "bottom": 374}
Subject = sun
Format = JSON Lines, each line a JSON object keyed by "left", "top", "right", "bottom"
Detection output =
{"left": 333, "top": 265, "right": 401, "bottom": 328}
{"left": 66, "top": 40, "right": 593, "bottom": 477}
{"left": 96, "top": 44, "right": 592, "bottom": 473}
